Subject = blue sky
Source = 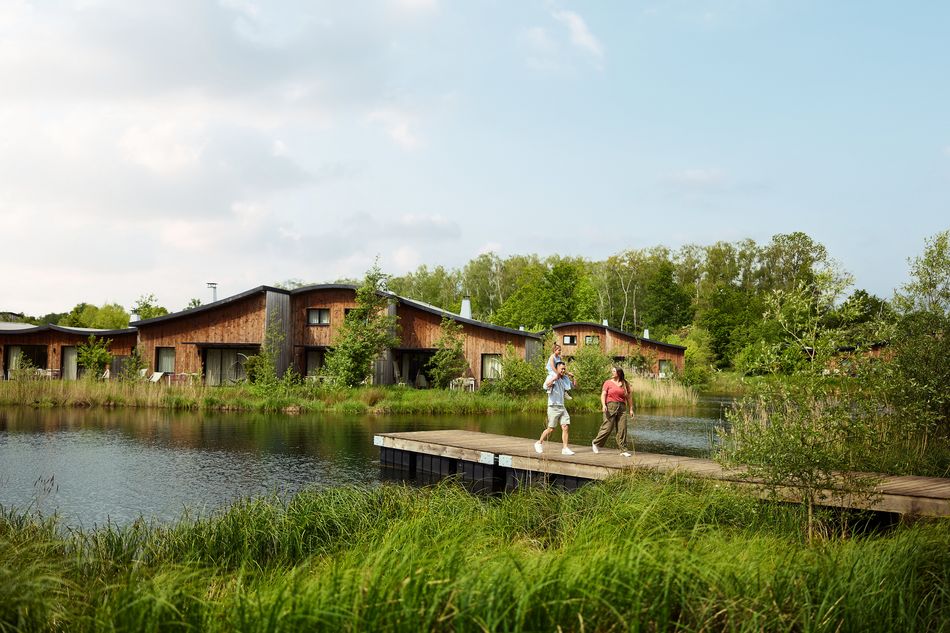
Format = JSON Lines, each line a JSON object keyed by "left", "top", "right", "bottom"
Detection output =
{"left": 1, "top": 0, "right": 947, "bottom": 315}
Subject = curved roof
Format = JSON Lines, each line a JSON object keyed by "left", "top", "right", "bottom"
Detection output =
{"left": 0, "top": 323, "right": 137, "bottom": 336}
{"left": 396, "top": 295, "right": 542, "bottom": 339}
{"left": 135, "top": 283, "right": 541, "bottom": 339}
{"left": 550, "top": 322, "right": 686, "bottom": 351}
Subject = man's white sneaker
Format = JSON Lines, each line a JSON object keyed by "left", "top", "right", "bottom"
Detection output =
{"left": 591, "top": 442, "right": 600, "bottom": 454}
{"left": 621, "top": 451, "right": 632, "bottom": 457}
{"left": 534, "top": 441, "right": 543, "bottom": 454}
{"left": 561, "top": 447, "right": 575, "bottom": 456}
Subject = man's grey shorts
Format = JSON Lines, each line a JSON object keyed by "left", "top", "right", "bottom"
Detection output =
{"left": 547, "top": 404, "right": 571, "bottom": 428}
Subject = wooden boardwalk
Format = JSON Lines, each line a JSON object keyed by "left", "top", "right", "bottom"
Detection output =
{"left": 375, "top": 430, "right": 950, "bottom": 517}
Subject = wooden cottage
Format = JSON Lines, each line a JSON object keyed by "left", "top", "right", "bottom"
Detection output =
{"left": 0, "top": 323, "right": 137, "bottom": 379}
{"left": 551, "top": 322, "right": 686, "bottom": 377}
{"left": 135, "top": 286, "right": 292, "bottom": 385}
{"left": 392, "top": 296, "right": 542, "bottom": 387}
{"left": 290, "top": 285, "right": 542, "bottom": 387}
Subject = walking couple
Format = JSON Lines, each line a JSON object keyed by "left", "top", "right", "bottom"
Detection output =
{"left": 534, "top": 344, "right": 634, "bottom": 457}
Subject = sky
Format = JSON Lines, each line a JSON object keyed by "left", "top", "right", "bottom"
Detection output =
{"left": 1, "top": 0, "right": 948, "bottom": 317}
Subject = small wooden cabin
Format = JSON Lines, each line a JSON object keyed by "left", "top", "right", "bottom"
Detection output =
{"left": 551, "top": 322, "right": 686, "bottom": 376}
{"left": 135, "top": 286, "right": 291, "bottom": 385}
{"left": 290, "top": 285, "right": 542, "bottom": 387}
{"left": 0, "top": 324, "right": 137, "bottom": 379}
{"left": 392, "top": 296, "right": 543, "bottom": 387}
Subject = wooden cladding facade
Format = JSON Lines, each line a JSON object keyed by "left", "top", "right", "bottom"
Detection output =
{"left": 552, "top": 323, "right": 685, "bottom": 375}
{"left": 395, "top": 303, "right": 541, "bottom": 385}
{"left": 136, "top": 293, "right": 267, "bottom": 375}
{"left": 0, "top": 328, "right": 137, "bottom": 379}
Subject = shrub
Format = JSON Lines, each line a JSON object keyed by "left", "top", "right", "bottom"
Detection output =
{"left": 566, "top": 343, "right": 612, "bottom": 392}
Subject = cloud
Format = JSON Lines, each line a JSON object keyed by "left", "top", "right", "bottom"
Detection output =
{"left": 552, "top": 10, "right": 604, "bottom": 59}
{"left": 368, "top": 109, "right": 422, "bottom": 149}
{"left": 522, "top": 10, "right": 604, "bottom": 72}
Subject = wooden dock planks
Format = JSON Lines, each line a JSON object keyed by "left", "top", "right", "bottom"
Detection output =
{"left": 375, "top": 430, "right": 950, "bottom": 517}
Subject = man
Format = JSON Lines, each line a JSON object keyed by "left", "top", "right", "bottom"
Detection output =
{"left": 534, "top": 361, "right": 577, "bottom": 455}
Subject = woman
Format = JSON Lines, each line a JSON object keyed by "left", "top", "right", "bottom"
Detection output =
{"left": 591, "top": 366, "right": 634, "bottom": 456}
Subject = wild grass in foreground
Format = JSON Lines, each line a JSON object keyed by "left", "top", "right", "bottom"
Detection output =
{"left": 2, "top": 474, "right": 947, "bottom": 632}
{"left": 0, "top": 376, "right": 697, "bottom": 415}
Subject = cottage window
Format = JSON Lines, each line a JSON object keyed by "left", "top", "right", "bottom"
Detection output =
{"left": 156, "top": 347, "right": 176, "bottom": 373}
{"left": 562, "top": 335, "right": 577, "bottom": 345}
{"left": 658, "top": 359, "right": 672, "bottom": 378}
{"left": 5, "top": 345, "right": 48, "bottom": 379}
{"left": 584, "top": 335, "right": 600, "bottom": 345}
{"left": 205, "top": 347, "right": 256, "bottom": 386}
{"left": 307, "top": 308, "right": 330, "bottom": 325}
{"left": 481, "top": 354, "right": 502, "bottom": 381}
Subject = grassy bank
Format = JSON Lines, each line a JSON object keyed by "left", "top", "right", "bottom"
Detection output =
{"left": 0, "top": 374, "right": 698, "bottom": 414}
{"left": 2, "top": 474, "right": 947, "bottom": 632}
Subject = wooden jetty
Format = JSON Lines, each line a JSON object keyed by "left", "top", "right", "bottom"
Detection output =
{"left": 375, "top": 430, "right": 950, "bottom": 517}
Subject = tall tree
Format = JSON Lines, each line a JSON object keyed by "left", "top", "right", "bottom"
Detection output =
{"left": 322, "top": 262, "right": 400, "bottom": 387}
{"left": 893, "top": 229, "right": 950, "bottom": 316}
{"left": 132, "top": 294, "right": 168, "bottom": 321}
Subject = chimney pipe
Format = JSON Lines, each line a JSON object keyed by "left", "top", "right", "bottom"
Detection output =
{"left": 460, "top": 295, "right": 472, "bottom": 319}
{"left": 643, "top": 328, "right": 650, "bottom": 339}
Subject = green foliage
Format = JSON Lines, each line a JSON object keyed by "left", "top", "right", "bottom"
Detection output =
{"left": 388, "top": 265, "right": 462, "bottom": 313}
{"left": 719, "top": 383, "right": 881, "bottom": 542}
{"left": 642, "top": 260, "right": 694, "bottom": 330}
{"left": 893, "top": 229, "right": 950, "bottom": 315}
{"left": 481, "top": 343, "right": 546, "bottom": 395}
{"left": 491, "top": 257, "right": 592, "bottom": 329}
{"left": 1, "top": 480, "right": 949, "bottom": 632}
{"left": 322, "top": 261, "right": 400, "bottom": 388}
{"left": 244, "top": 312, "right": 299, "bottom": 398}
{"left": 119, "top": 345, "right": 147, "bottom": 382}
{"left": 60, "top": 302, "right": 130, "bottom": 329}
{"left": 77, "top": 335, "right": 113, "bottom": 378}
{"left": 426, "top": 316, "right": 469, "bottom": 388}
{"left": 185, "top": 298, "right": 202, "bottom": 310}
{"left": 565, "top": 341, "right": 612, "bottom": 392}
{"left": 131, "top": 294, "right": 168, "bottom": 321}
{"left": 666, "top": 326, "right": 714, "bottom": 387}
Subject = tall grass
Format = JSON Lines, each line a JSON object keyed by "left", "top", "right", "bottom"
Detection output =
{"left": 0, "top": 376, "right": 699, "bottom": 415}
{"left": 1, "top": 475, "right": 947, "bottom": 632}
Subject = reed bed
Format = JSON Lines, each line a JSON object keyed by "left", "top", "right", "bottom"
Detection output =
{"left": 0, "top": 377, "right": 698, "bottom": 415}
{"left": 2, "top": 474, "right": 947, "bottom": 632}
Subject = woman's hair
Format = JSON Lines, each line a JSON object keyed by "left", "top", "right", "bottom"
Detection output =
{"left": 614, "top": 366, "right": 630, "bottom": 393}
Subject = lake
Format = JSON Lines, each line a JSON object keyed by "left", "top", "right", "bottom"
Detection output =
{"left": 0, "top": 398, "right": 729, "bottom": 527}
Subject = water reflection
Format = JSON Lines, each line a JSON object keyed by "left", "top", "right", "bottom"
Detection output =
{"left": 0, "top": 400, "right": 727, "bottom": 527}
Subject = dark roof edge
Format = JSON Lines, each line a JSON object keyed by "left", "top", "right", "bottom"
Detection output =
{"left": 134, "top": 285, "right": 287, "bottom": 326}
{"left": 395, "top": 296, "right": 543, "bottom": 340}
{"left": 0, "top": 324, "right": 137, "bottom": 336}
{"left": 549, "top": 322, "right": 687, "bottom": 351}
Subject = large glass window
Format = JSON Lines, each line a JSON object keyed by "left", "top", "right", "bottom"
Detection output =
{"left": 481, "top": 354, "right": 502, "bottom": 381}
{"left": 61, "top": 346, "right": 78, "bottom": 380}
{"left": 658, "top": 359, "right": 672, "bottom": 378}
{"left": 5, "top": 345, "right": 47, "bottom": 379}
{"left": 584, "top": 335, "right": 600, "bottom": 345}
{"left": 562, "top": 335, "right": 577, "bottom": 345}
{"left": 205, "top": 348, "right": 256, "bottom": 386}
{"left": 307, "top": 308, "right": 330, "bottom": 325}
{"left": 305, "top": 350, "right": 324, "bottom": 376}
{"left": 156, "top": 347, "right": 176, "bottom": 373}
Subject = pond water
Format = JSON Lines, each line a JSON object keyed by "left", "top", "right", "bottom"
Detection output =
{"left": 0, "top": 398, "right": 729, "bottom": 528}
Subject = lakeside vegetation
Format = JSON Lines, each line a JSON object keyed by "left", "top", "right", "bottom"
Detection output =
{"left": 3, "top": 474, "right": 947, "bottom": 632}
{"left": 0, "top": 373, "right": 698, "bottom": 416}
